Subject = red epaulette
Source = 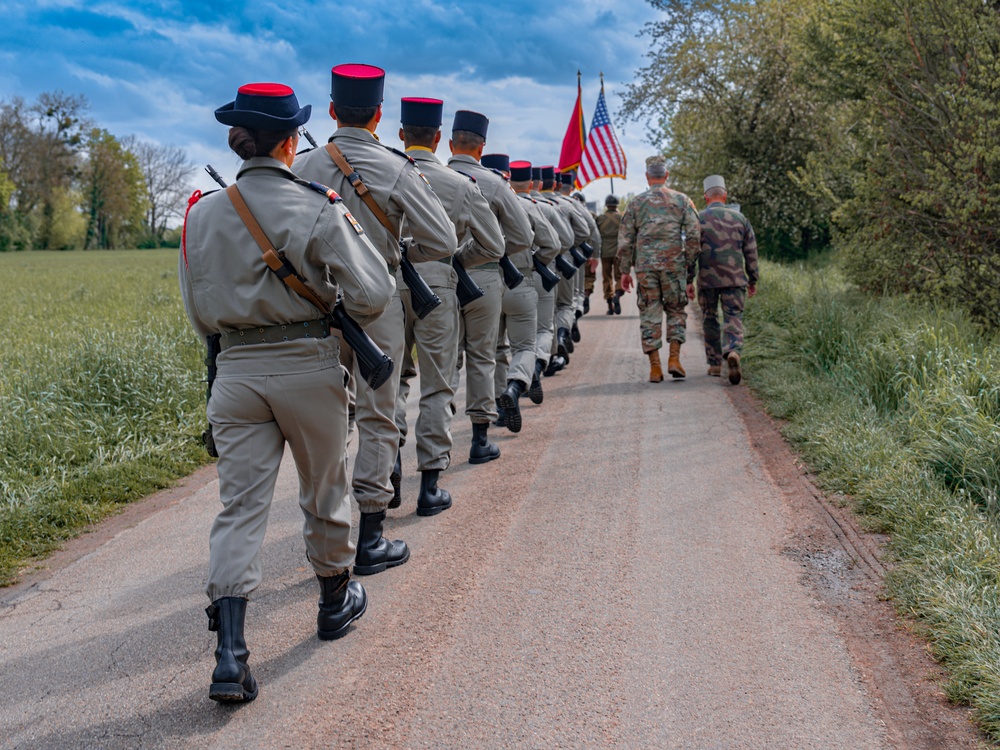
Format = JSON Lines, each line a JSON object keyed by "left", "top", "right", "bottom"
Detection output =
{"left": 182, "top": 190, "right": 203, "bottom": 268}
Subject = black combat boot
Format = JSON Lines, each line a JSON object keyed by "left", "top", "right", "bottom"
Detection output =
{"left": 544, "top": 355, "right": 566, "bottom": 377}
{"left": 571, "top": 320, "right": 581, "bottom": 343}
{"left": 416, "top": 469, "right": 454, "bottom": 515}
{"left": 614, "top": 289, "right": 623, "bottom": 315}
{"left": 317, "top": 571, "right": 367, "bottom": 640}
{"left": 583, "top": 295, "right": 590, "bottom": 314}
{"left": 469, "top": 422, "right": 500, "bottom": 465}
{"left": 207, "top": 596, "right": 258, "bottom": 703}
{"left": 494, "top": 397, "right": 508, "bottom": 428}
{"left": 606, "top": 298, "right": 614, "bottom": 315}
{"left": 388, "top": 451, "right": 402, "bottom": 509}
{"left": 557, "top": 327, "right": 571, "bottom": 360}
{"left": 353, "top": 511, "right": 410, "bottom": 576}
{"left": 498, "top": 380, "right": 523, "bottom": 433}
{"left": 526, "top": 359, "right": 545, "bottom": 404}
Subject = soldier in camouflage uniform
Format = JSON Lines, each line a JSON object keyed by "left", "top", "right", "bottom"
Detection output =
{"left": 687, "top": 175, "right": 758, "bottom": 385}
{"left": 596, "top": 194, "right": 623, "bottom": 315}
{"left": 618, "top": 155, "right": 701, "bottom": 382}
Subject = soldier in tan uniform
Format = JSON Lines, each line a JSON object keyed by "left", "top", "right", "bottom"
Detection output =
{"left": 180, "top": 83, "right": 395, "bottom": 701}
{"left": 446, "top": 111, "right": 534, "bottom": 462}
{"left": 478, "top": 154, "right": 539, "bottom": 433}
{"left": 510, "top": 162, "right": 560, "bottom": 405}
{"left": 559, "top": 172, "right": 601, "bottom": 335}
{"left": 530, "top": 166, "right": 575, "bottom": 376}
{"left": 295, "top": 65, "right": 458, "bottom": 537}
{"left": 541, "top": 165, "right": 588, "bottom": 365}
{"left": 393, "top": 98, "right": 505, "bottom": 485}
{"left": 596, "top": 195, "right": 624, "bottom": 314}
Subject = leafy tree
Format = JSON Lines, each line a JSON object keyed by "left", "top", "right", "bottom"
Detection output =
{"left": 82, "top": 129, "right": 147, "bottom": 249}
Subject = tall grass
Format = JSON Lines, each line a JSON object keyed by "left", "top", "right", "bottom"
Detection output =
{"left": 745, "top": 259, "right": 1000, "bottom": 738}
{"left": 0, "top": 250, "right": 207, "bottom": 585}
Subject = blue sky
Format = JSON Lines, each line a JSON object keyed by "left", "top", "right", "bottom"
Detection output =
{"left": 1, "top": 0, "right": 662, "bottom": 203}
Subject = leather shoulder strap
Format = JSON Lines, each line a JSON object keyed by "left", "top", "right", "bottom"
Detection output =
{"left": 324, "top": 142, "right": 398, "bottom": 239}
{"left": 225, "top": 184, "right": 329, "bottom": 314}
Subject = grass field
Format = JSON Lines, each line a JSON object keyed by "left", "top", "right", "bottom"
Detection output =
{"left": 743, "top": 258, "right": 1000, "bottom": 741}
{"left": 0, "top": 249, "right": 208, "bottom": 586}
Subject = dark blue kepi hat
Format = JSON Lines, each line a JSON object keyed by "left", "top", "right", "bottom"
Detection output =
{"left": 400, "top": 97, "right": 443, "bottom": 128}
{"left": 531, "top": 166, "right": 542, "bottom": 182}
{"left": 561, "top": 170, "right": 575, "bottom": 186}
{"left": 481, "top": 154, "right": 510, "bottom": 172}
{"left": 452, "top": 110, "right": 489, "bottom": 139}
{"left": 509, "top": 160, "right": 532, "bottom": 182}
{"left": 541, "top": 165, "right": 555, "bottom": 183}
{"left": 215, "top": 83, "right": 311, "bottom": 130}
{"left": 331, "top": 63, "right": 385, "bottom": 106}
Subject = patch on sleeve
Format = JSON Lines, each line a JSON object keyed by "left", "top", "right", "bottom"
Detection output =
{"left": 340, "top": 205, "right": 365, "bottom": 235}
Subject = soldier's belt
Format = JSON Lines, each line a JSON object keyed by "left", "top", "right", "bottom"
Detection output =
{"left": 219, "top": 318, "right": 330, "bottom": 351}
{"left": 473, "top": 261, "right": 500, "bottom": 270}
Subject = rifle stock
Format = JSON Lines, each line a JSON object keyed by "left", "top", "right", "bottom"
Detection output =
{"left": 532, "top": 255, "right": 560, "bottom": 292}
{"left": 499, "top": 255, "right": 525, "bottom": 289}
{"left": 401, "top": 246, "right": 443, "bottom": 318}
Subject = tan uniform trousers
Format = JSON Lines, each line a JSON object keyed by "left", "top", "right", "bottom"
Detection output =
{"left": 453, "top": 265, "right": 503, "bottom": 423}
{"left": 574, "top": 270, "right": 586, "bottom": 315}
{"left": 495, "top": 279, "right": 539, "bottom": 392}
{"left": 533, "top": 270, "right": 556, "bottom": 365}
{"left": 206, "top": 341, "right": 354, "bottom": 601}
{"left": 601, "top": 256, "right": 623, "bottom": 298}
{"left": 394, "top": 261, "right": 459, "bottom": 472}
{"left": 341, "top": 291, "right": 406, "bottom": 514}
{"left": 554, "top": 269, "right": 577, "bottom": 339}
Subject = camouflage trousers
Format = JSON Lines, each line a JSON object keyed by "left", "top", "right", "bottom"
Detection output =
{"left": 698, "top": 286, "right": 746, "bottom": 366}
{"left": 635, "top": 268, "right": 687, "bottom": 352}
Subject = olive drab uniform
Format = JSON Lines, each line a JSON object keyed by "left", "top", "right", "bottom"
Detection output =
{"left": 447, "top": 153, "right": 534, "bottom": 425}
{"left": 597, "top": 206, "right": 623, "bottom": 301}
{"left": 693, "top": 202, "right": 759, "bottom": 366}
{"left": 396, "top": 147, "right": 504, "bottom": 470}
{"left": 618, "top": 185, "right": 701, "bottom": 352}
{"left": 179, "top": 156, "right": 395, "bottom": 601}
{"left": 294, "top": 128, "right": 457, "bottom": 513}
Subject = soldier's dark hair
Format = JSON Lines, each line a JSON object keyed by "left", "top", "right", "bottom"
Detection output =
{"left": 452, "top": 130, "right": 485, "bottom": 151}
{"left": 542, "top": 179, "right": 555, "bottom": 191}
{"left": 333, "top": 103, "right": 380, "bottom": 127}
{"left": 228, "top": 127, "right": 297, "bottom": 160}
{"left": 402, "top": 125, "right": 440, "bottom": 148}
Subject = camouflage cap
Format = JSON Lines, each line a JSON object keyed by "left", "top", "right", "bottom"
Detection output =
{"left": 645, "top": 154, "right": 667, "bottom": 178}
{"left": 703, "top": 174, "right": 726, "bottom": 192}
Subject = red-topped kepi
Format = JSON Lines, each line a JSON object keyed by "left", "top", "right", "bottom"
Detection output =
{"left": 400, "top": 97, "right": 443, "bottom": 128}
{"left": 214, "top": 83, "right": 311, "bottom": 130}
{"left": 509, "top": 160, "right": 532, "bottom": 182}
{"left": 331, "top": 63, "right": 385, "bottom": 106}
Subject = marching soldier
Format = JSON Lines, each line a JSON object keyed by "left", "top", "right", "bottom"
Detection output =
{"left": 393, "top": 97, "right": 505, "bottom": 490}
{"left": 618, "top": 155, "right": 701, "bottom": 382}
{"left": 558, "top": 172, "right": 601, "bottom": 333}
{"left": 530, "top": 166, "right": 574, "bottom": 375}
{"left": 181, "top": 83, "right": 395, "bottom": 701}
{"left": 597, "top": 194, "right": 624, "bottom": 314}
{"left": 688, "top": 174, "right": 759, "bottom": 385}
{"left": 510, "top": 162, "right": 560, "bottom": 405}
{"left": 480, "top": 154, "right": 541, "bottom": 433}
{"left": 294, "top": 65, "right": 458, "bottom": 537}
{"left": 446, "top": 110, "right": 534, "bottom": 463}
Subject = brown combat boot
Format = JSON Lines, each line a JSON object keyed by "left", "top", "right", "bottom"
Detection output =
{"left": 648, "top": 350, "right": 664, "bottom": 382}
{"left": 667, "top": 341, "right": 686, "bottom": 378}
{"left": 707, "top": 365, "right": 722, "bottom": 377}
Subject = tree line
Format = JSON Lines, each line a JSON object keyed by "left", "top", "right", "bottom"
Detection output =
{"left": 0, "top": 92, "right": 195, "bottom": 252}
{"left": 624, "top": 0, "right": 1000, "bottom": 330}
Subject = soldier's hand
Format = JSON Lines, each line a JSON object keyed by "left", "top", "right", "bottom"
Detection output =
{"left": 587, "top": 258, "right": 599, "bottom": 273}
{"left": 748, "top": 284, "right": 757, "bottom": 298}
{"left": 686, "top": 283, "right": 695, "bottom": 301}
{"left": 621, "top": 273, "right": 633, "bottom": 293}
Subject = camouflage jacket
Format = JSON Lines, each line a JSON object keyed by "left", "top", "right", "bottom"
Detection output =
{"left": 692, "top": 203, "right": 759, "bottom": 288}
{"left": 617, "top": 186, "right": 700, "bottom": 276}
{"left": 596, "top": 210, "right": 621, "bottom": 259}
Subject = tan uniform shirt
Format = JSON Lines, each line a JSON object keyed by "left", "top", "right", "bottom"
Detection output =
{"left": 547, "top": 191, "right": 590, "bottom": 246}
{"left": 531, "top": 191, "right": 574, "bottom": 251}
{"left": 406, "top": 148, "right": 504, "bottom": 268}
{"left": 294, "top": 127, "right": 457, "bottom": 264}
{"left": 516, "top": 192, "right": 560, "bottom": 266}
{"left": 179, "top": 157, "right": 394, "bottom": 374}
{"left": 447, "top": 154, "right": 533, "bottom": 257}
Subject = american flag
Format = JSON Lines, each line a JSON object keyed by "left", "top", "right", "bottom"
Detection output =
{"left": 578, "top": 88, "right": 627, "bottom": 187}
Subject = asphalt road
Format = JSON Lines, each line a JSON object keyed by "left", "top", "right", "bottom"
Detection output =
{"left": 0, "top": 294, "right": 893, "bottom": 749}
